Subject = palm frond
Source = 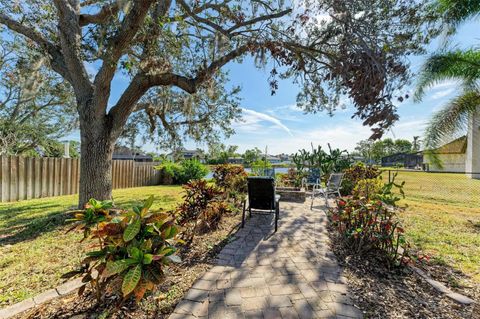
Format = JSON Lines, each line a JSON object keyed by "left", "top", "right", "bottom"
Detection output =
{"left": 414, "top": 49, "right": 480, "bottom": 101}
{"left": 423, "top": 89, "right": 480, "bottom": 151}
{"left": 435, "top": 0, "right": 480, "bottom": 34}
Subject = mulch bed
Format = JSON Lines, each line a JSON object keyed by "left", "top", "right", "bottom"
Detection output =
{"left": 329, "top": 232, "right": 479, "bottom": 319}
{"left": 16, "top": 212, "right": 243, "bottom": 319}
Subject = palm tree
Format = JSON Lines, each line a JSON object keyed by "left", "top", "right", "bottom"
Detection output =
{"left": 414, "top": 0, "right": 480, "bottom": 170}
{"left": 412, "top": 136, "right": 421, "bottom": 152}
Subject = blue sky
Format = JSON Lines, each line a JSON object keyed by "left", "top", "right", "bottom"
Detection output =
{"left": 80, "top": 20, "right": 478, "bottom": 155}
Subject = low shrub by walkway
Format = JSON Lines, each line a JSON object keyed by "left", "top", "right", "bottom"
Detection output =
{"left": 0, "top": 186, "right": 183, "bottom": 307}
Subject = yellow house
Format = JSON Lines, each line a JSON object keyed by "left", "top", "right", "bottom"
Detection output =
{"left": 424, "top": 136, "right": 467, "bottom": 173}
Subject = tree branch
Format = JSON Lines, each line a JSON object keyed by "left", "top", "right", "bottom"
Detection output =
{"left": 0, "top": 13, "right": 72, "bottom": 82}
{"left": 79, "top": 2, "right": 120, "bottom": 26}
{"left": 226, "top": 9, "right": 292, "bottom": 33}
{"left": 177, "top": 0, "right": 230, "bottom": 36}
{"left": 108, "top": 43, "right": 254, "bottom": 135}
{"left": 93, "top": 0, "right": 155, "bottom": 112}
{"left": 53, "top": 0, "right": 93, "bottom": 97}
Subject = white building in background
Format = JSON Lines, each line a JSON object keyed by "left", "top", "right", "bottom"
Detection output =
{"left": 466, "top": 110, "right": 480, "bottom": 179}
{"left": 424, "top": 110, "right": 480, "bottom": 179}
{"left": 424, "top": 136, "right": 467, "bottom": 173}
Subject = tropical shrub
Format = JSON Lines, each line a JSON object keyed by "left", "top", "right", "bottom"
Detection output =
{"left": 292, "top": 144, "right": 353, "bottom": 177}
{"left": 176, "top": 180, "right": 228, "bottom": 243}
{"left": 197, "top": 201, "right": 232, "bottom": 233}
{"left": 64, "top": 197, "right": 181, "bottom": 303}
{"left": 212, "top": 164, "right": 247, "bottom": 202}
{"left": 278, "top": 168, "right": 304, "bottom": 187}
{"left": 341, "top": 163, "right": 381, "bottom": 195}
{"left": 331, "top": 197, "right": 409, "bottom": 267}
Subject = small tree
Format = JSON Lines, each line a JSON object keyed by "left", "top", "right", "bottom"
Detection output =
{"left": 0, "top": 38, "right": 77, "bottom": 155}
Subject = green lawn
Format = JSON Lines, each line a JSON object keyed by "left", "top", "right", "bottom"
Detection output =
{"left": 381, "top": 170, "right": 480, "bottom": 283}
{"left": 0, "top": 185, "right": 183, "bottom": 307}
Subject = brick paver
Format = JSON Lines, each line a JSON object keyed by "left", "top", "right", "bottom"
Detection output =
{"left": 169, "top": 201, "right": 363, "bottom": 319}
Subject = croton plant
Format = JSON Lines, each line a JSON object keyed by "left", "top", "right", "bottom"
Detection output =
{"left": 64, "top": 196, "right": 181, "bottom": 303}
{"left": 331, "top": 197, "right": 409, "bottom": 267}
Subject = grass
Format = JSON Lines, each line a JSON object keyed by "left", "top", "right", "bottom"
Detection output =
{"left": 381, "top": 170, "right": 480, "bottom": 283}
{"left": 0, "top": 185, "right": 183, "bottom": 307}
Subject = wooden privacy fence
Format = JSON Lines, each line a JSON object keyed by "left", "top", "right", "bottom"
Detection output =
{"left": 0, "top": 156, "right": 162, "bottom": 202}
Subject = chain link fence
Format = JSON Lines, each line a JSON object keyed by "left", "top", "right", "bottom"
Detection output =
{"left": 380, "top": 169, "right": 480, "bottom": 206}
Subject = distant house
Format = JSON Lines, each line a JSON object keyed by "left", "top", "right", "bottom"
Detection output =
{"left": 167, "top": 148, "right": 205, "bottom": 162}
{"left": 381, "top": 152, "right": 423, "bottom": 169}
{"left": 424, "top": 136, "right": 467, "bottom": 173}
{"left": 228, "top": 157, "right": 244, "bottom": 164}
{"left": 113, "top": 146, "right": 153, "bottom": 162}
{"left": 266, "top": 155, "right": 282, "bottom": 164}
{"left": 277, "top": 153, "right": 291, "bottom": 162}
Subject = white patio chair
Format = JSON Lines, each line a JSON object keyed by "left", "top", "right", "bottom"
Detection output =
{"left": 311, "top": 172, "right": 343, "bottom": 209}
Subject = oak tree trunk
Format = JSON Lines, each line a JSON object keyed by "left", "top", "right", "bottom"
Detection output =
{"left": 78, "top": 113, "right": 115, "bottom": 207}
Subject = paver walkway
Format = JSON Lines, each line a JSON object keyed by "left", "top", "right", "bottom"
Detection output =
{"left": 170, "top": 201, "right": 363, "bottom": 319}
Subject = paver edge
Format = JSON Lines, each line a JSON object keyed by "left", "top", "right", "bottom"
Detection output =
{"left": 0, "top": 278, "right": 83, "bottom": 319}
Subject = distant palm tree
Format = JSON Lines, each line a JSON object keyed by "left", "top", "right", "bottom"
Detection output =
{"left": 414, "top": 0, "right": 480, "bottom": 160}
{"left": 412, "top": 136, "right": 421, "bottom": 151}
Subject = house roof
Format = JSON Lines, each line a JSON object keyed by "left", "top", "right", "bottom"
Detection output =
{"left": 112, "top": 154, "right": 152, "bottom": 160}
{"left": 434, "top": 136, "right": 467, "bottom": 154}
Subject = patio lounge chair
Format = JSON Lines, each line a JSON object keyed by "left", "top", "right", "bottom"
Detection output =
{"left": 302, "top": 167, "right": 321, "bottom": 189}
{"left": 242, "top": 176, "right": 280, "bottom": 232}
{"left": 311, "top": 172, "right": 343, "bottom": 209}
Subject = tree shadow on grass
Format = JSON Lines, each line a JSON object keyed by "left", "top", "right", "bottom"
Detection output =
{"left": 0, "top": 202, "right": 76, "bottom": 246}
{"left": 0, "top": 194, "right": 180, "bottom": 247}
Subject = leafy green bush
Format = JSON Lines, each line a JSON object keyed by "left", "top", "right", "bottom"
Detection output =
{"left": 176, "top": 180, "right": 229, "bottom": 243}
{"left": 250, "top": 159, "right": 272, "bottom": 176}
{"left": 64, "top": 197, "right": 181, "bottom": 303}
{"left": 341, "top": 163, "right": 381, "bottom": 195}
{"left": 156, "top": 160, "right": 208, "bottom": 184}
{"left": 377, "top": 172, "right": 405, "bottom": 206}
{"left": 155, "top": 161, "right": 182, "bottom": 184}
{"left": 177, "top": 159, "right": 209, "bottom": 183}
{"left": 353, "top": 178, "right": 384, "bottom": 199}
{"left": 331, "top": 197, "right": 409, "bottom": 267}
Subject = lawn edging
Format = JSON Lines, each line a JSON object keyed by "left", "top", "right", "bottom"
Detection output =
{"left": 411, "top": 266, "right": 475, "bottom": 305}
{"left": 0, "top": 278, "right": 83, "bottom": 319}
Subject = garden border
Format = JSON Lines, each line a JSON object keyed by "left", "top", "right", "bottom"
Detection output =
{"left": 411, "top": 266, "right": 475, "bottom": 305}
{"left": 0, "top": 278, "right": 84, "bottom": 319}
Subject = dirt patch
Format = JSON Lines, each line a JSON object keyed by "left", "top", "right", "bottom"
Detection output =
{"left": 16, "top": 212, "right": 242, "bottom": 319}
{"left": 329, "top": 233, "right": 479, "bottom": 319}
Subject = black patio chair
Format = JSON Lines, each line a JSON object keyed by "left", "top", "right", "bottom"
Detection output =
{"left": 242, "top": 176, "right": 280, "bottom": 232}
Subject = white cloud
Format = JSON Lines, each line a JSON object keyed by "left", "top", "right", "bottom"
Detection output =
{"left": 265, "top": 104, "right": 305, "bottom": 122}
{"left": 236, "top": 108, "right": 293, "bottom": 136}
{"left": 229, "top": 117, "right": 428, "bottom": 154}
{"left": 430, "top": 87, "right": 456, "bottom": 100}
{"left": 232, "top": 122, "right": 372, "bottom": 154}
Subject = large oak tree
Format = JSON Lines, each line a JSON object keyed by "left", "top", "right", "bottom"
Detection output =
{"left": 0, "top": 0, "right": 435, "bottom": 206}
